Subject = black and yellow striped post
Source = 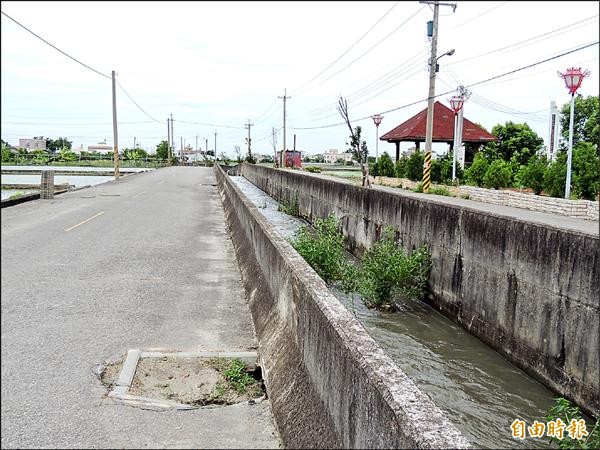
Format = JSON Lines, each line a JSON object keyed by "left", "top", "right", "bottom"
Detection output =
{"left": 422, "top": 151, "right": 432, "bottom": 192}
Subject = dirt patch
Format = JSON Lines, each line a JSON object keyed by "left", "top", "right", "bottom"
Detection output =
{"left": 100, "top": 359, "right": 124, "bottom": 389}
{"left": 101, "top": 355, "right": 264, "bottom": 407}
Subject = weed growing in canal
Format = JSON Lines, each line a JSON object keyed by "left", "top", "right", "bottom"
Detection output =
{"left": 291, "top": 214, "right": 349, "bottom": 284}
{"left": 278, "top": 198, "right": 299, "bottom": 216}
{"left": 291, "top": 216, "right": 431, "bottom": 311}
{"left": 545, "top": 397, "right": 599, "bottom": 449}
{"left": 358, "top": 227, "right": 431, "bottom": 310}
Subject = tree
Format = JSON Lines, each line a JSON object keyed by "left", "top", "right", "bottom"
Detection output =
{"left": 464, "top": 152, "right": 489, "bottom": 187}
{"left": 519, "top": 154, "right": 548, "bottom": 194}
{"left": 482, "top": 122, "right": 543, "bottom": 165}
{"left": 270, "top": 128, "right": 278, "bottom": 166}
{"left": 405, "top": 150, "right": 424, "bottom": 181}
{"left": 1, "top": 140, "right": 13, "bottom": 163}
{"left": 156, "top": 140, "right": 169, "bottom": 160}
{"left": 337, "top": 97, "right": 370, "bottom": 187}
{"left": 395, "top": 156, "right": 408, "bottom": 178}
{"left": 58, "top": 147, "right": 77, "bottom": 162}
{"left": 483, "top": 159, "right": 512, "bottom": 189}
{"left": 571, "top": 141, "right": 600, "bottom": 200}
{"left": 46, "top": 137, "right": 72, "bottom": 154}
{"left": 543, "top": 152, "right": 567, "bottom": 198}
{"left": 559, "top": 95, "right": 599, "bottom": 150}
{"left": 377, "top": 152, "right": 395, "bottom": 177}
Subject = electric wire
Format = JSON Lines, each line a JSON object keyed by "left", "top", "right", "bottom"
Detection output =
{"left": 116, "top": 79, "right": 163, "bottom": 123}
{"left": 291, "top": 40, "right": 599, "bottom": 130}
{"left": 289, "top": 1, "right": 401, "bottom": 95}
{"left": 313, "top": 5, "right": 426, "bottom": 90}
{"left": 1, "top": 10, "right": 110, "bottom": 80}
{"left": 447, "top": 15, "right": 599, "bottom": 68}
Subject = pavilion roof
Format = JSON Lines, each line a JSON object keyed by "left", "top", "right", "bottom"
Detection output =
{"left": 380, "top": 101, "right": 496, "bottom": 143}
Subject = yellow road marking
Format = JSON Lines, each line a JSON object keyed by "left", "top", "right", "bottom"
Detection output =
{"left": 64, "top": 211, "right": 105, "bottom": 232}
{"left": 133, "top": 191, "right": 146, "bottom": 198}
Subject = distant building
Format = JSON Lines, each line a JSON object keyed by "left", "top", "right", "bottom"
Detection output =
{"left": 87, "top": 140, "right": 112, "bottom": 154}
{"left": 323, "top": 149, "right": 353, "bottom": 164}
{"left": 18, "top": 137, "right": 46, "bottom": 151}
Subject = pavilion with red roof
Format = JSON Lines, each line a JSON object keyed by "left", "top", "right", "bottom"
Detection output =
{"left": 379, "top": 101, "right": 496, "bottom": 161}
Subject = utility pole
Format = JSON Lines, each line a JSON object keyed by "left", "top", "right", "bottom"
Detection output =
{"left": 167, "top": 117, "right": 171, "bottom": 160}
{"left": 180, "top": 136, "right": 183, "bottom": 163}
{"left": 278, "top": 88, "right": 291, "bottom": 168}
{"left": 111, "top": 70, "right": 120, "bottom": 179}
{"left": 420, "top": 0, "right": 456, "bottom": 192}
{"left": 133, "top": 136, "right": 136, "bottom": 150}
{"left": 214, "top": 130, "right": 217, "bottom": 162}
{"left": 244, "top": 119, "right": 253, "bottom": 159}
{"left": 170, "top": 113, "right": 174, "bottom": 160}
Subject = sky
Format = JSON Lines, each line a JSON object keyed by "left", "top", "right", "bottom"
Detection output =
{"left": 1, "top": 1, "right": 599, "bottom": 158}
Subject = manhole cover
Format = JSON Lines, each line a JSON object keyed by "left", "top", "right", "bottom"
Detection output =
{"left": 99, "top": 350, "right": 265, "bottom": 411}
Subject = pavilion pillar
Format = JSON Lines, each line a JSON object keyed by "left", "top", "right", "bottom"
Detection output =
{"left": 415, "top": 141, "right": 420, "bottom": 150}
{"left": 395, "top": 142, "right": 400, "bottom": 161}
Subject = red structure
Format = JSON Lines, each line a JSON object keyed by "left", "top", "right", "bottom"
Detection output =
{"left": 380, "top": 101, "right": 496, "bottom": 161}
{"left": 276, "top": 150, "right": 302, "bottom": 169}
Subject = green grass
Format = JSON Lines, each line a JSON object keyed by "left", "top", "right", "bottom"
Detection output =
{"left": 208, "top": 358, "right": 261, "bottom": 397}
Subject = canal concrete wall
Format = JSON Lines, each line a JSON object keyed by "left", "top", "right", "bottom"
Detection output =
{"left": 239, "top": 163, "right": 600, "bottom": 417}
{"left": 214, "top": 165, "right": 470, "bottom": 449}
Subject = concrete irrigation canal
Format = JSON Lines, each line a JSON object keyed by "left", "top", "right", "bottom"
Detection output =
{"left": 216, "top": 162, "right": 598, "bottom": 449}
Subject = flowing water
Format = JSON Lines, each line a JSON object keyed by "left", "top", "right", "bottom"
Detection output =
{"left": 230, "top": 174, "right": 578, "bottom": 448}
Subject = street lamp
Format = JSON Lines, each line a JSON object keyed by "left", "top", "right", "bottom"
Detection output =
{"left": 558, "top": 67, "right": 590, "bottom": 199}
{"left": 372, "top": 114, "right": 383, "bottom": 163}
{"left": 448, "top": 95, "right": 464, "bottom": 182}
{"left": 435, "top": 48, "right": 455, "bottom": 72}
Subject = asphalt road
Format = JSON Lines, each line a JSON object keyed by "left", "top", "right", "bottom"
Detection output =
{"left": 1, "top": 166, "right": 280, "bottom": 449}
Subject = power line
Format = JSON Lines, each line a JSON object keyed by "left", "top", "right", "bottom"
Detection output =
{"left": 289, "top": 1, "right": 401, "bottom": 95}
{"left": 312, "top": 5, "right": 426, "bottom": 90}
{"left": 447, "top": 1, "right": 509, "bottom": 31}
{"left": 1, "top": 120, "right": 155, "bottom": 125}
{"left": 0, "top": 10, "right": 110, "bottom": 79}
{"left": 291, "top": 40, "right": 599, "bottom": 130}
{"left": 447, "top": 14, "right": 599, "bottom": 67}
{"left": 116, "top": 79, "right": 162, "bottom": 123}
{"left": 172, "top": 119, "right": 244, "bottom": 129}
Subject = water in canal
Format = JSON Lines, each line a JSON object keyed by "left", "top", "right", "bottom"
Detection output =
{"left": 229, "top": 174, "right": 571, "bottom": 449}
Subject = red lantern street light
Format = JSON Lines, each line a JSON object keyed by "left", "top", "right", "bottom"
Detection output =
{"left": 559, "top": 67, "right": 590, "bottom": 95}
{"left": 372, "top": 114, "right": 383, "bottom": 163}
{"left": 558, "top": 67, "right": 590, "bottom": 198}
{"left": 449, "top": 95, "right": 464, "bottom": 114}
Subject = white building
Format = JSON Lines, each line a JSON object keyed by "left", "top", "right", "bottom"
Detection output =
{"left": 18, "top": 137, "right": 46, "bottom": 151}
{"left": 323, "top": 149, "right": 353, "bottom": 164}
{"left": 87, "top": 140, "right": 112, "bottom": 154}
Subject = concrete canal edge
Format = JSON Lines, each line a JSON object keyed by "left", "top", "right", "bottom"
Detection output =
{"left": 214, "top": 164, "right": 471, "bottom": 449}
{"left": 239, "top": 163, "right": 599, "bottom": 419}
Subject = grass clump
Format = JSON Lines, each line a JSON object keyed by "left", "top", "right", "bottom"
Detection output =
{"left": 305, "top": 166, "right": 321, "bottom": 173}
{"left": 291, "top": 214, "right": 348, "bottom": 284}
{"left": 278, "top": 198, "right": 299, "bottom": 216}
{"left": 359, "top": 227, "right": 431, "bottom": 310}
{"left": 429, "top": 186, "right": 451, "bottom": 196}
{"left": 208, "top": 358, "right": 261, "bottom": 397}
{"left": 545, "top": 397, "right": 599, "bottom": 449}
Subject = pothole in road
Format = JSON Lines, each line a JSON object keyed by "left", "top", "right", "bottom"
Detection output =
{"left": 98, "top": 350, "right": 265, "bottom": 410}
